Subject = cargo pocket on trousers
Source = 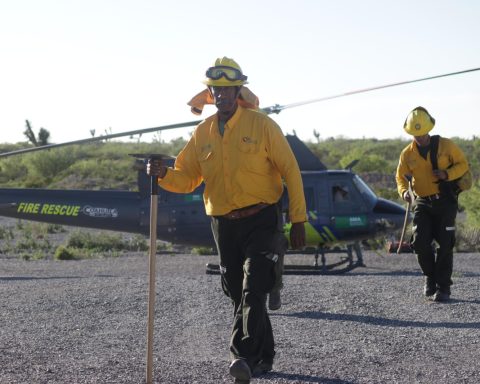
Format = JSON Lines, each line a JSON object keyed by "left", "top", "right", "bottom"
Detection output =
{"left": 246, "top": 254, "right": 276, "bottom": 294}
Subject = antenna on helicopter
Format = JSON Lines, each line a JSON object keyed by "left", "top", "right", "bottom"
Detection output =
{"left": 344, "top": 159, "right": 359, "bottom": 170}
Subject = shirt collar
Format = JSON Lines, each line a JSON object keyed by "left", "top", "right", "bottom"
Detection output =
{"left": 223, "top": 105, "right": 244, "bottom": 127}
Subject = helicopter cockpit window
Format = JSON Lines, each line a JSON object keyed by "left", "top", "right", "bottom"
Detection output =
{"left": 332, "top": 185, "right": 350, "bottom": 202}
{"left": 352, "top": 174, "right": 377, "bottom": 208}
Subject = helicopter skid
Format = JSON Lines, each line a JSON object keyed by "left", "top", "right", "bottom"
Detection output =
{"left": 205, "top": 242, "right": 365, "bottom": 276}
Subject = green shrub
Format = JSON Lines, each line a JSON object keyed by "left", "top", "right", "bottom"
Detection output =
{"left": 65, "top": 230, "right": 147, "bottom": 254}
{"left": 18, "top": 250, "right": 48, "bottom": 261}
{"left": 66, "top": 231, "right": 125, "bottom": 251}
{"left": 29, "top": 148, "right": 76, "bottom": 181}
{"left": 16, "top": 237, "right": 51, "bottom": 252}
{"left": 455, "top": 223, "right": 480, "bottom": 252}
{"left": 14, "top": 223, "right": 52, "bottom": 253}
{"left": 0, "top": 157, "right": 29, "bottom": 185}
{"left": 0, "top": 226, "right": 14, "bottom": 240}
{"left": 156, "top": 241, "right": 174, "bottom": 252}
{"left": 46, "top": 223, "right": 66, "bottom": 234}
{"left": 191, "top": 246, "right": 216, "bottom": 255}
{"left": 54, "top": 246, "right": 76, "bottom": 260}
{"left": 459, "top": 184, "right": 480, "bottom": 228}
{"left": 126, "top": 234, "right": 149, "bottom": 251}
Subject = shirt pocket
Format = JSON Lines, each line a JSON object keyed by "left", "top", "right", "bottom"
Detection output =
{"left": 235, "top": 138, "right": 269, "bottom": 175}
{"left": 236, "top": 137, "right": 260, "bottom": 155}
{"left": 197, "top": 150, "right": 216, "bottom": 180}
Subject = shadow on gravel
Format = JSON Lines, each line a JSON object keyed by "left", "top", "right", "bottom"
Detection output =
{"left": 330, "top": 266, "right": 480, "bottom": 278}
{"left": 347, "top": 269, "right": 421, "bottom": 277}
{"left": 265, "top": 372, "right": 355, "bottom": 383}
{"left": 279, "top": 311, "right": 480, "bottom": 329}
{"left": 448, "top": 298, "right": 480, "bottom": 305}
{"left": 0, "top": 275, "right": 84, "bottom": 281}
{"left": 348, "top": 268, "right": 480, "bottom": 278}
{"left": 0, "top": 274, "right": 118, "bottom": 281}
{"left": 456, "top": 271, "right": 480, "bottom": 277}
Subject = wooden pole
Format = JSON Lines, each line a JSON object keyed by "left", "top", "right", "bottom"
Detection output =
{"left": 128, "top": 153, "right": 168, "bottom": 384}
{"left": 397, "top": 176, "right": 413, "bottom": 254}
{"left": 146, "top": 172, "right": 158, "bottom": 384}
{"left": 397, "top": 200, "right": 411, "bottom": 254}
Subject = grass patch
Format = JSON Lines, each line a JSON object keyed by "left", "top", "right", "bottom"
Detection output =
{"left": 191, "top": 246, "right": 216, "bottom": 255}
{"left": 54, "top": 246, "right": 76, "bottom": 260}
{"left": 455, "top": 224, "right": 480, "bottom": 253}
{"left": 57, "top": 230, "right": 149, "bottom": 259}
{"left": 67, "top": 231, "right": 127, "bottom": 252}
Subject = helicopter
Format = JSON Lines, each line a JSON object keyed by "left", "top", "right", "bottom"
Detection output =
{"left": 0, "top": 134, "right": 405, "bottom": 274}
{"left": 0, "top": 67, "right": 478, "bottom": 274}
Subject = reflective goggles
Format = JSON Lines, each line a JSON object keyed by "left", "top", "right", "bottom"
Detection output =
{"left": 205, "top": 66, "right": 247, "bottom": 82}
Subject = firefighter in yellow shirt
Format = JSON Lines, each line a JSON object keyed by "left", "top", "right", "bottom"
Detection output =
{"left": 148, "top": 57, "right": 307, "bottom": 383}
{"left": 396, "top": 106, "right": 468, "bottom": 302}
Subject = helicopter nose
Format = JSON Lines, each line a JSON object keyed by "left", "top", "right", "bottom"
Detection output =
{"left": 372, "top": 197, "right": 409, "bottom": 233}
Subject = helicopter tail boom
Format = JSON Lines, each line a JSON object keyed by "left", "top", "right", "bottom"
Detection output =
{"left": 0, "top": 188, "right": 146, "bottom": 234}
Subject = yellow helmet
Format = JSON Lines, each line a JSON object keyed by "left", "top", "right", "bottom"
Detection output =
{"left": 203, "top": 57, "right": 248, "bottom": 87}
{"left": 403, "top": 106, "right": 435, "bottom": 136}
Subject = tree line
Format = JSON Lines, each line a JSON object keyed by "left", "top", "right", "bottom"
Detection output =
{"left": 1, "top": 135, "right": 478, "bottom": 227}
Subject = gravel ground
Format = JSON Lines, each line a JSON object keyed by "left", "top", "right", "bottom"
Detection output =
{"left": 1, "top": 249, "right": 480, "bottom": 384}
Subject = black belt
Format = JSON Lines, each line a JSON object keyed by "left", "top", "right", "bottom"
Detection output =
{"left": 221, "top": 203, "right": 270, "bottom": 220}
{"left": 418, "top": 193, "right": 442, "bottom": 201}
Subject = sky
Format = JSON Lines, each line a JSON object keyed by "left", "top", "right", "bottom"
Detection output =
{"left": 1, "top": 0, "right": 479, "bottom": 146}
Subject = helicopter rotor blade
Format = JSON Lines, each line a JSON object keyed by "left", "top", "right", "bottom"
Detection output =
{"left": 0, "top": 119, "right": 202, "bottom": 158}
{"left": 262, "top": 67, "right": 480, "bottom": 114}
{"left": 2, "top": 66, "right": 479, "bottom": 158}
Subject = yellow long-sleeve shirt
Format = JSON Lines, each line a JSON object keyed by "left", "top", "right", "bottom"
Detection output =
{"left": 159, "top": 106, "right": 308, "bottom": 223}
{"left": 396, "top": 136, "right": 468, "bottom": 198}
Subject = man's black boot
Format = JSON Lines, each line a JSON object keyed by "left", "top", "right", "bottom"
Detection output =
{"left": 433, "top": 286, "right": 451, "bottom": 302}
{"left": 252, "top": 360, "right": 273, "bottom": 377}
{"left": 229, "top": 359, "right": 251, "bottom": 383}
{"left": 268, "top": 290, "right": 281, "bottom": 310}
{"left": 423, "top": 277, "right": 436, "bottom": 298}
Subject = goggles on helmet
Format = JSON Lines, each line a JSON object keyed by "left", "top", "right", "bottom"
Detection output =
{"left": 205, "top": 66, "right": 248, "bottom": 82}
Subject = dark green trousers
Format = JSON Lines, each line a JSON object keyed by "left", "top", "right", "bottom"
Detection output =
{"left": 211, "top": 204, "right": 284, "bottom": 369}
{"left": 411, "top": 196, "right": 458, "bottom": 290}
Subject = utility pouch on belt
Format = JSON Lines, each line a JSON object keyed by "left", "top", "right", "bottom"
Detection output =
{"left": 430, "top": 135, "right": 472, "bottom": 196}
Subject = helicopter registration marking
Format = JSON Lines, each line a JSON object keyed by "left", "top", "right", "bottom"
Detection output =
{"left": 17, "top": 202, "right": 80, "bottom": 216}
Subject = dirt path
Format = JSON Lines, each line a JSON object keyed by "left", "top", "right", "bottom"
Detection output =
{"left": 1, "top": 251, "right": 480, "bottom": 383}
